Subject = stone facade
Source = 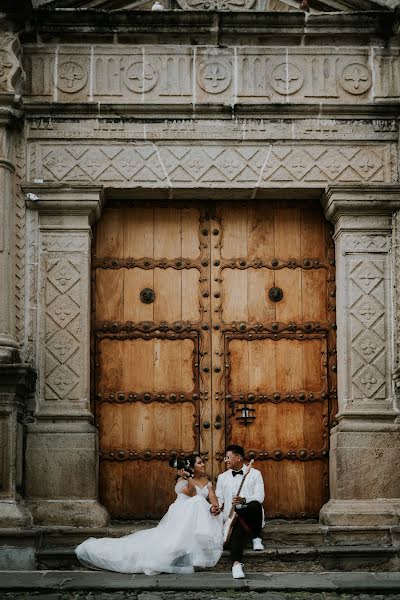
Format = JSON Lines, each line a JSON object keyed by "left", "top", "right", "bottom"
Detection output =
{"left": 1, "top": 0, "right": 400, "bottom": 548}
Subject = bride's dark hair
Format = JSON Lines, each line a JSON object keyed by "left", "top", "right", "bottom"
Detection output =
{"left": 187, "top": 453, "right": 201, "bottom": 468}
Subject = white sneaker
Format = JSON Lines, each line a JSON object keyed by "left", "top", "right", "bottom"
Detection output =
{"left": 252, "top": 537, "right": 264, "bottom": 551}
{"left": 232, "top": 563, "right": 245, "bottom": 579}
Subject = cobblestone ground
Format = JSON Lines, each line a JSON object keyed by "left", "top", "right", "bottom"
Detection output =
{"left": 1, "top": 592, "right": 400, "bottom": 599}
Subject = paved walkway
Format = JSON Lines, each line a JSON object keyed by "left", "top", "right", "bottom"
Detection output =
{"left": 1, "top": 571, "right": 400, "bottom": 599}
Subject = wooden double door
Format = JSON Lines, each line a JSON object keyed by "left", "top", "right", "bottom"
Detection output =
{"left": 93, "top": 200, "right": 336, "bottom": 519}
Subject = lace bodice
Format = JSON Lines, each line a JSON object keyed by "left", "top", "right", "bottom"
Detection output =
{"left": 175, "top": 479, "right": 211, "bottom": 499}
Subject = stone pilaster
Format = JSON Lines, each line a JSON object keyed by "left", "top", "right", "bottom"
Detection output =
{"left": 24, "top": 185, "right": 109, "bottom": 526}
{"left": 320, "top": 184, "right": 400, "bottom": 526}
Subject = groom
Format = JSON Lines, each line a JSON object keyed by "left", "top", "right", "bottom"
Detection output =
{"left": 213, "top": 445, "right": 265, "bottom": 579}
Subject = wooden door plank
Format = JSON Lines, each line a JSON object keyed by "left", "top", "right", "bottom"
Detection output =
{"left": 96, "top": 208, "right": 124, "bottom": 257}
{"left": 153, "top": 268, "right": 182, "bottom": 323}
{"left": 248, "top": 269, "right": 276, "bottom": 323}
{"left": 220, "top": 204, "right": 248, "bottom": 258}
{"left": 301, "top": 269, "right": 327, "bottom": 322}
{"left": 182, "top": 269, "right": 201, "bottom": 322}
{"left": 154, "top": 207, "right": 181, "bottom": 258}
{"left": 222, "top": 270, "right": 248, "bottom": 324}
{"left": 300, "top": 206, "right": 326, "bottom": 259}
{"left": 123, "top": 206, "right": 154, "bottom": 258}
{"left": 123, "top": 268, "right": 154, "bottom": 323}
{"left": 247, "top": 204, "right": 275, "bottom": 261}
{"left": 181, "top": 208, "right": 200, "bottom": 259}
{"left": 95, "top": 270, "right": 124, "bottom": 322}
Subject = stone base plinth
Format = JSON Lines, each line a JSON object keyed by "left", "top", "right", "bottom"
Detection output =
{"left": 25, "top": 420, "right": 109, "bottom": 527}
{"left": 320, "top": 499, "right": 400, "bottom": 526}
{"left": 0, "top": 500, "right": 32, "bottom": 528}
{"left": 27, "top": 499, "right": 109, "bottom": 527}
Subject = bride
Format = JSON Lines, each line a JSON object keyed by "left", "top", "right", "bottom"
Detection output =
{"left": 75, "top": 454, "right": 224, "bottom": 575}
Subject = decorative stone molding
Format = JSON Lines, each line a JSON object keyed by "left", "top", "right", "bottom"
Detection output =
{"left": 24, "top": 185, "right": 109, "bottom": 526}
{"left": 28, "top": 142, "right": 396, "bottom": 189}
{"left": 22, "top": 45, "right": 400, "bottom": 105}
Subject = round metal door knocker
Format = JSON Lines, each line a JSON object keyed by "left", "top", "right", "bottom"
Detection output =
{"left": 268, "top": 287, "right": 283, "bottom": 302}
{"left": 140, "top": 288, "right": 156, "bottom": 304}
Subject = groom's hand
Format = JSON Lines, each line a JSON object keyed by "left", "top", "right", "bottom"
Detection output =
{"left": 210, "top": 504, "right": 221, "bottom": 515}
{"left": 232, "top": 496, "right": 246, "bottom": 505}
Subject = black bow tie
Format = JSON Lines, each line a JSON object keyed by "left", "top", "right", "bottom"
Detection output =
{"left": 232, "top": 470, "right": 243, "bottom": 477}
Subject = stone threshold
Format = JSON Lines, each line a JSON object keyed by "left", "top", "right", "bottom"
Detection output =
{"left": 1, "top": 571, "right": 400, "bottom": 593}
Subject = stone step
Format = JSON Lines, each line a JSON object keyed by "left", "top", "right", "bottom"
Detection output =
{"left": 2, "top": 522, "right": 400, "bottom": 571}
{"left": 1, "top": 570, "right": 400, "bottom": 596}
{"left": 35, "top": 544, "right": 400, "bottom": 572}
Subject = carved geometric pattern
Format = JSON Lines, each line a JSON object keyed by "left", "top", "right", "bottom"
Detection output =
{"left": 343, "top": 234, "right": 390, "bottom": 254}
{"left": 45, "top": 258, "right": 82, "bottom": 400}
{"left": 47, "top": 259, "right": 80, "bottom": 294}
{"left": 34, "top": 143, "right": 391, "bottom": 186}
{"left": 349, "top": 257, "right": 387, "bottom": 400}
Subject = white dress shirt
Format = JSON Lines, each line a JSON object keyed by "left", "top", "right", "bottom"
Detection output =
{"left": 215, "top": 464, "right": 265, "bottom": 524}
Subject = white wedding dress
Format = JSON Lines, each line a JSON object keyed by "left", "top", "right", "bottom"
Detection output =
{"left": 75, "top": 480, "right": 224, "bottom": 575}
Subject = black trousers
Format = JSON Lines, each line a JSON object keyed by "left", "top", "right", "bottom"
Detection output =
{"left": 229, "top": 501, "right": 263, "bottom": 563}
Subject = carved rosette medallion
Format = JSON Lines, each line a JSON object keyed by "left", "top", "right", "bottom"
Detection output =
{"left": 339, "top": 63, "right": 372, "bottom": 95}
{"left": 124, "top": 62, "right": 158, "bottom": 93}
{"left": 56, "top": 61, "right": 87, "bottom": 93}
{"left": 197, "top": 61, "right": 231, "bottom": 94}
{"left": 271, "top": 63, "right": 304, "bottom": 95}
{"left": 176, "top": 0, "right": 255, "bottom": 8}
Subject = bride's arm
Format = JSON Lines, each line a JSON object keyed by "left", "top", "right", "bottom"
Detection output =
{"left": 207, "top": 483, "right": 221, "bottom": 514}
{"left": 176, "top": 474, "right": 197, "bottom": 497}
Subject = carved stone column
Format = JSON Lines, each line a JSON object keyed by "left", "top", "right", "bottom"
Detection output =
{"left": 320, "top": 184, "right": 400, "bottom": 526}
{"left": 0, "top": 28, "right": 38, "bottom": 527}
{"left": 0, "top": 32, "right": 23, "bottom": 363}
{"left": 24, "top": 185, "right": 109, "bottom": 526}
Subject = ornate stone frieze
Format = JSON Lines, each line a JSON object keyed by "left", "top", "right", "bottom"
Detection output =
{"left": 176, "top": 0, "right": 256, "bottom": 8}
{"left": 28, "top": 142, "right": 396, "bottom": 187}
{"left": 22, "top": 46, "right": 400, "bottom": 104}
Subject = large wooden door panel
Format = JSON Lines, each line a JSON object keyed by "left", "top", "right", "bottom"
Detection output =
{"left": 93, "top": 200, "right": 336, "bottom": 519}
{"left": 212, "top": 200, "right": 336, "bottom": 519}
{"left": 94, "top": 203, "right": 210, "bottom": 518}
